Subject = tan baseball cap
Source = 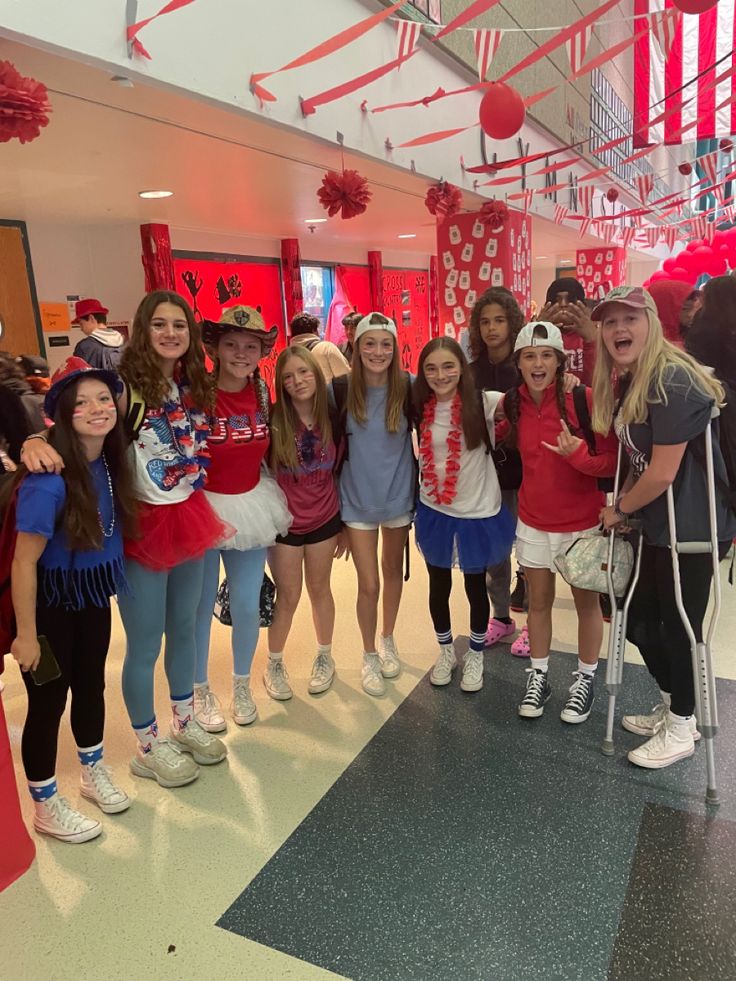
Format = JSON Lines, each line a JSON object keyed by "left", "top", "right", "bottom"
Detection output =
{"left": 591, "top": 286, "right": 657, "bottom": 321}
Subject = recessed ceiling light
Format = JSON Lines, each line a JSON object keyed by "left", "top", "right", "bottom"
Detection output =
{"left": 111, "top": 75, "right": 134, "bottom": 88}
{"left": 559, "top": 258, "right": 573, "bottom": 264}
{"left": 398, "top": 233, "right": 417, "bottom": 239}
{"left": 535, "top": 255, "right": 549, "bottom": 259}
{"left": 139, "top": 190, "right": 173, "bottom": 199}
{"left": 305, "top": 218, "right": 327, "bottom": 223}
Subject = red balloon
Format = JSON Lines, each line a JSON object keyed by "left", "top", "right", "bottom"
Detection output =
{"left": 693, "top": 245, "right": 713, "bottom": 257}
{"left": 650, "top": 270, "right": 670, "bottom": 282}
{"left": 686, "top": 239, "right": 703, "bottom": 252}
{"left": 708, "top": 256, "right": 727, "bottom": 275}
{"left": 606, "top": 188, "right": 619, "bottom": 203}
{"left": 678, "top": 162, "right": 693, "bottom": 176}
{"left": 720, "top": 138, "right": 733, "bottom": 153}
{"left": 662, "top": 257, "right": 678, "bottom": 272}
{"left": 726, "top": 227, "right": 736, "bottom": 243}
{"left": 712, "top": 229, "right": 727, "bottom": 247}
{"left": 671, "top": 266, "right": 695, "bottom": 282}
{"left": 672, "top": 0, "right": 718, "bottom": 12}
{"left": 479, "top": 82, "right": 526, "bottom": 140}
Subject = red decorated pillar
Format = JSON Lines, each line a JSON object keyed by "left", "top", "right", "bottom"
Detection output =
{"left": 368, "top": 250, "right": 384, "bottom": 313}
{"left": 429, "top": 255, "right": 440, "bottom": 338}
{"left": 280, "top": 238, "right": 303, "bottom": 325}
{"left": 0, "top": 695, "right": 35, "bottom": 891}
{"left": 140, "top": 224, "right": 175, "bottom": 292}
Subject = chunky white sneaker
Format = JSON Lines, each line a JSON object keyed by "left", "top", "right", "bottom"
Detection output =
{"left": 623, "top": 703, "right": 701, "bottom": 742}
{"left": 80, "top": 763, "right": 130, "bottom": 814}
{"left": 170, "top": 720, "right": 228, "bottom": 765}
{"left": 627, "top": 717, "right": 695, "bottom": 770}
{"left": 193, "top": 683, "right": 226, "bottom": 733}
{"left": 460, "top": 650, "right": 484, "bottom": 692}
{"left": 264, "top": 659, "right": 293, "bottom": 701}
{"left": 430, "top": 645, "right": 457, "bottom": 686}
{"left": 130, "top": 738, "right": 199, "bottom": 787}
{"left": 361, "top": 652, "right": 386, "bottom": 697}
{"left": 379, "top": 635, "right": 401, "bottom": 679}
{"left": 232, "top": 678, "right": 258, "bottom": 725}
{"left": 309, "top": 653, "right": 335, "bottom": 695}
{"left": 33, "top": 794, "right": 102, "bottom": 843}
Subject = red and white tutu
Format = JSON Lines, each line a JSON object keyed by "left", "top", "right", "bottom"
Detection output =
{"left": 125, "top": 490, "right": 234, "bottom": 572}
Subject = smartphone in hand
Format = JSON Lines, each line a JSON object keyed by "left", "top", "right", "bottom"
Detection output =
{"left": 30, "top": 636, "right": 61, "bottom": 686}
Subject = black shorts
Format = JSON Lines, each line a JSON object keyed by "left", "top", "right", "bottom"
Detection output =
{"left": 275, "top": 512, "right": 342, "bottom": 547}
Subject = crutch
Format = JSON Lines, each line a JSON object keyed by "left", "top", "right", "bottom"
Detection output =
{"left": 602, "top": 442, "right": 644, "bottom": 756}
{"left": 666, "top": 409, "right": 722, "bottom": 807}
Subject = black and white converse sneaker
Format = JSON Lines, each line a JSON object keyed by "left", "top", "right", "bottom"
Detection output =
{"left": 518, "top": 668, "right": 552, "bottom": 718}
{"left": 560, "top": 671, "right": 595, "bottom": 724}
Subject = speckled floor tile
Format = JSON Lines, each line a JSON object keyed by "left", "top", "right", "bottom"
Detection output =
{"left": 218, "top": 650, "right": 736, "bottom": 981}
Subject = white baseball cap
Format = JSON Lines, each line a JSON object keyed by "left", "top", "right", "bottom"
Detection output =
{"left": 354, "top": 312, "right": 398, "bottom": 343}
{"left": 513, "top": 320, "right": 565, "bottom": 354}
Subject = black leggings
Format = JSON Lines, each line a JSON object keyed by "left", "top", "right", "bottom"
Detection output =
{"left": 626, "top": 542, "right": 727, "bottom": 717}
{"left": 427, "top": 564, "right": 489, "bottom": 639}
{"left": 21, "top": 602, "right": 111, "bottom": 781}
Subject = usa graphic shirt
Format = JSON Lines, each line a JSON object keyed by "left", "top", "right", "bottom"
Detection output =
{"left": 206, "top": 384, "right": 270, "bottom": 495}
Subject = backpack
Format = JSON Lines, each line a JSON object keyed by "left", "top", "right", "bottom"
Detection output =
{"left": 0, "top": 483, "right": 20, "bottom": 660}
{"left": 122, "top": 380, "right": 147, "bottom": 443}
{"left": 571, "top": 384, "right": 615, "bottom": 494}
{"left": 302, "top": 337, "right": 321, "bottom": 352}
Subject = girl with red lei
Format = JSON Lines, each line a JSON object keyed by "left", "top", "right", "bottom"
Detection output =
{"left": 413, "top": 337, "right": 515, "bottom": 694}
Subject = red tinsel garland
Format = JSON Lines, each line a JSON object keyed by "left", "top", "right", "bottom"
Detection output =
{"left": 419, "top": 392, "right": 463, "bottom": 507}
{"left": 0, "top": 61, "right": 52, "bottom": 144}
{"left": 478, "top": 199, "right": 508, "bottom": 231}
{"left": 317, "top": 169, "right": 372, "bottom": 219}
{"left": 425, "top": 181, "right": 463, "bottom": 221}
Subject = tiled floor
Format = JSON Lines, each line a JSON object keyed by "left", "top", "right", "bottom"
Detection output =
{"left": 2, "top": 545, "right": 735, "bottom": 981}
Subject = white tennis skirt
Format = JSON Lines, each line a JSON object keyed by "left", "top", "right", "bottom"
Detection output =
{"left": 516, "top": 519, "right": 599, "bottom": 574}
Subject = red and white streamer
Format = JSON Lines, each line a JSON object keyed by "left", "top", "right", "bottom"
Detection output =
{"left": 579, "top": 217, "right": 593, "bottom": 236}
{"left": 661, "top": 227, "right": 678, "bottom": 251}
{"left": 396, "top": 21, "right": 422, "bottom": 64}
{"left": 602, "top": 223, "right": 616, "bottom": 244}
{"left": 577, "top": 184, "right": 594, "bottom": 215}
{"left": 699, "top": 151, "right": 718, "bottom": 186}
{"left": 621, "top": 226, "right": 636, "bottom": 249}
{"left": 554, "top": 205, "right": 569, "bottom": 224}
{"left": 691, "top": 216, "right": 709, "bottom": 240}
{"left": 566, "top": 25, "right": 593, "bottom": 75}
{"left": 636, "top": 173, "right": 655, "bottom": 204}
{"left": 473, "top": 29, "right": 503, "bottom": 81}
{"left": 645, "top": 227, "right": 659, "bottom": 249}
{"left": 127, "top": 0, "right": 197, "bottom": 59}
{"left": 649, "top": 8, "right": 680, "bottom": 60}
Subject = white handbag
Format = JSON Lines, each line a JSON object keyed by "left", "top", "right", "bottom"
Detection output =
{"left": 554, "top": 531, "right": 634, "bottom": 598}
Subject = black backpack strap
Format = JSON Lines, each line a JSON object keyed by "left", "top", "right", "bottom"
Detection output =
{"left": 123, "top": 380, "right": 147, "bottom": 443}
{"left": 571, "top": 384, "right": 596, "bottom": 455}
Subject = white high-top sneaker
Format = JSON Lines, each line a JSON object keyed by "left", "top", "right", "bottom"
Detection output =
{"left": 33, "top": 794, "right": 102, "bottom": 843}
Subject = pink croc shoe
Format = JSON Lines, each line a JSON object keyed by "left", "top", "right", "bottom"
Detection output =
{"left": 510, "top": 624, "right": 530, "bottom": 658}
{"left": 484, "top": 618, "right": 516, "bottom": 647}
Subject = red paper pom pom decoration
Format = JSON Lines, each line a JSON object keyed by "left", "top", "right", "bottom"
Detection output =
{"left": 0, "top": 60, "right": 52, "bottom": 144}
{"left": 425, "top": 181, "right": 463, "bottom": 221}
{"left": 478, "top": 82, "right": 526, "bottom": 140}
{"left": 316, "top": 169, "right": 372, "bottom": 220}
{"left": 672, "top": 0, "right": 718, "bottom": 13}
{"left": 678, "top": 162, "right": 693, "bottom": 176}
{"left": 478, "top": 199, "right": 508, "bottom": 231}
{"left": 719, "top": 138, "right": 733, "bottom": 153}
{"left": 606, "top": 188, "right": 619, "bottom": 203}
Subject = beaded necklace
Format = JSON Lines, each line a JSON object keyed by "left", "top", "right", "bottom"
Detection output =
{"left": 97, "top": 453, "right": 115, "bottom": 538}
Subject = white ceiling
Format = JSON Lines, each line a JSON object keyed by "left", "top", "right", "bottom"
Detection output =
{"left": 0, "top": 39, "right": 652, "bottom": 269}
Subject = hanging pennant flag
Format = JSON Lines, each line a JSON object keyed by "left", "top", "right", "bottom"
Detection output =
{"left": 621, "top": 226, "right": 636, "bottom": 249}
{"left": 691, "top": 216, "right": 709, "bottom": 240}
{"left": 636, "top": 173, "right": 654, "bottom": 204}
{"left": 577, "top": 185, "right": 594, "bottom": 215}
{"left": 645, "top": 227, "right": 659, "bottom": 249}
{"left": 554, "top": 205, "right": 569, "bottom": 224}
{"left": 602, "top": 224, "right": 616, "bottom": 244}
{"left": 649, "top": 8, "right": 680, "bottom": 60}
{"left": 566, "top": 25, "right": 593, "bottom": 75}
{"left": 579, "top": 217, "right": 593, "bottom": 236}
{"left": 473, "top": 29, "right": 504, "bottom": 81}
{"left": 433, "top": 0, "right": 505, "bottom": 41}
{"left": 633, "top": 214, "right": 644, "bottom": 229}
{"left": 396, "top": 21, "right": 422, "bottom": 64}
{"left": 662, "top": 227, "right": 678, "bottom": 251}
{"left": 522, "top": 189, "right": 534, "bottom": 215}
{"left": 699, "top": 151, "right": 718, "bottom": 187}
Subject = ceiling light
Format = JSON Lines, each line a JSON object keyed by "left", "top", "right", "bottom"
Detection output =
{"left": 305, "top": 218, "right": 327, "bottom": 224}
{"left": 559, "top": 258, "right": 573, "bottom": 264}
{"left": 398, "top": 233, "right": 417, "bottom": 239}
{"left": 111, "top": 75, "right": 134, "bottom": 88}
{"left": 139, "top": 190, "right": 173, "bottom": 199}
{"left": 535, "top": 255, "right": 549, "bottom": 259}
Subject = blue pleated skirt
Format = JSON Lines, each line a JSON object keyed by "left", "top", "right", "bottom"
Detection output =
{"left": 414, "top": 499, "right": 516, "bottom": 573}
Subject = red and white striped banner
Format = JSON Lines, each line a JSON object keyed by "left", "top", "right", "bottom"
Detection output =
{"left": 691, "top": 216, "right": 709, "bottom": 239}
{"left": 699, "top": 151, "right": 719, "bottom": 186}
{"left": 580, "top": 216, "right": 593, "bottom": 236}
{"left": 724, "top": 205, "right": 735, "bottom": 222}
{"left": 522, "top": 189, "right": 534, "bottom": 215}
{"left": 645, "top": 227, "right": 659, "bottom": 249}
{"left": 473, "top": 28, "right": 503, "bottom": 81}
{"left": 621, "top": 226, "right": 636, "bottom": 248}
{"left": 602, "top": 223, "right": 616, "bottom": 243}
{"left": 634, "top": 0, "right": 736, "bottom": 147}
{"left": 554, "top": 204, "right": 569, "bottom": 224}
{"left": 577, "top": 184, "right": 594, "bottom": 215}
{"left": 396, "top": 20, "right": 422, "bottom": 63}
{"left": 661, "top": 226, "right": 678, "bottom": 250}
{"left": 649, "top": 8, "right": 680, "bottom": 59}
{"left": 566, "top": 25, "right": 593, "bottom": 74}
{"left": 636, "top": 173, "right": 655, "bottom": 203}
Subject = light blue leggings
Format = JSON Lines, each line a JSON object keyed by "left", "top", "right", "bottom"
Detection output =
{"left": 194, "top": 547, "right": 266, "bottom": 684}
{"left": 119, "top": 557, "right": 205, "bottom": 728}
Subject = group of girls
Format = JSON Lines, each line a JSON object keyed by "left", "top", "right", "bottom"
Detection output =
{"left": 6, "top": 277, "right": 733, "bottom": 845}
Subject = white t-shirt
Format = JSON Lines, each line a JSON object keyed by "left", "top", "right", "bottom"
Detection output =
{"left": 419, "top": 391, "right": 502, "bottom": 519}
{"left": 129, "top": 381, "right": 195, "bottom": 506}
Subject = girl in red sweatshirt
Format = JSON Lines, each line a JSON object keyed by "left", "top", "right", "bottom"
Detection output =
{"left": 497, "top": 322, "right": 617, "bottom": 724}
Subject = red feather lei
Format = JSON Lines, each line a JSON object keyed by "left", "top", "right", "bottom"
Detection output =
{"left": 419, "top": 393, "right": 463, "bottom": 507}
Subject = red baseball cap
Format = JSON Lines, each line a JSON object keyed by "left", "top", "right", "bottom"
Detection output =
{"left": 73, "top": 298, "right": 109, "bottom": 323}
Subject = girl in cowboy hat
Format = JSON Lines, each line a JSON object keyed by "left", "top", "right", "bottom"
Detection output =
{"left": 192, "top": 306, "right": 291, "bottom": 729}
{"left": 6, "top": 357, "right": 137, "bottom": 842}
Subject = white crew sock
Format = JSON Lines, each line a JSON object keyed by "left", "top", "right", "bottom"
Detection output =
{"left": 578, "top": 659, "right": 598, "bottom": 677}
{"left": 530, "top": 656, "right": 549, "bottom": 673}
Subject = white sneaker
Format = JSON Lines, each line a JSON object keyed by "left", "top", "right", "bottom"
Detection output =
{"left": 193, "top": 683, "right": 226, "bottom": 733}
{"left": 460, "top": 649, "right": 484, "bottom": 692}
{"left": 130, "top": 738, "right": 199, "bottom": 788}
{"left": 379, "top": 635, "right": 401, "bottom": 679}
{"left": 627, "top": 716, "right": 695, "bottom": 770}
{"left": 430, "top": 645, "right": 457, "bottom": 686}
{"left": 33, "top": 794, "right": 102, "bottom": 843}
{"left": 170, "top": 720, "right": 228, "bottom": 765}
{"left": 309, "top": 653, "right": 335, "bottom": 694}
{"left": 232, "top": 678, "right": 257, "bottom": 726}
{"left": 80, "top": 763, "right": 130, "bottom": 814}
{"left": 264, "top": 658, "right": 293, "bottom": 700}
{"left": 623, "top": 702, "right": 701, "bottom": 742}
{"left": 361, "top": 652, "right": 386, "bottom": 697}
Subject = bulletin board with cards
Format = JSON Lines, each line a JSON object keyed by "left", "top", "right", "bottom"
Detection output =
{"left": 575, "top": 247, "right": 627, "bottom": 299}
{"left": 436, "top": 211, "right": 532, "bottom": 352}
{"left": 382, "top": 268, "right": 430, "bottom": 373}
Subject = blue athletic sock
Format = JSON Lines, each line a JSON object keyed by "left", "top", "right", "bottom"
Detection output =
{"left": 469, "top": 630, "right": 486, "bottom": 654}
{"left": 28, "top": 776, "right": 57, "bottom": 802}
{"left": 77, "top": 742, "right": 104, "bottom": 767}
{"left": 133, "top": 717, "right": 159, "bottom": 754}
{"left": 435, "top": 629, "right": 453, "bottom": 646}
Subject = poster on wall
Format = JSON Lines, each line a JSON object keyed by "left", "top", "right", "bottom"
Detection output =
{"left": 436, "top": 211, "right": 531, "bottom": 358}
{"left": 575, "top": 247, "right": 627, "bottom": 299}
{"left": 173, "top": 254, "right": 285, "bottom": 392}
{"left": 382, "top": 268, "right": 430, "bottom": 373}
